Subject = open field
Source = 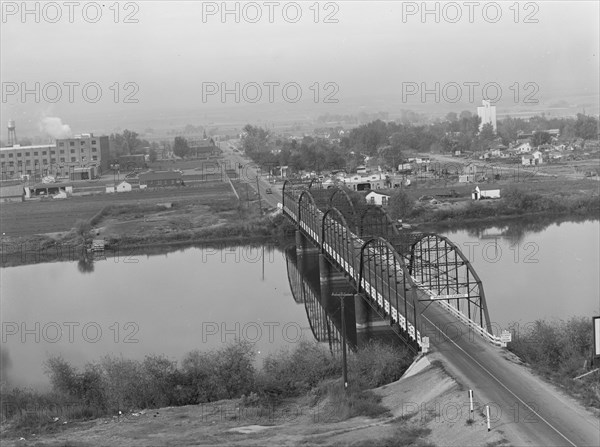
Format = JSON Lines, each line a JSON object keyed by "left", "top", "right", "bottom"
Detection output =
{"left": 0, "top": 183, "right": 237, "bottom": 238}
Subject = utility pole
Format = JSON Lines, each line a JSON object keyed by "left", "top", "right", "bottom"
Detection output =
{"left": 332, "top": 291, "right": 352, "bottom": 390}
{"left": 256, "top": 174, "right": 263, "bottom": 214}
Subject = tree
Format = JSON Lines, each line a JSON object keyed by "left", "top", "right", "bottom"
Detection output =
{"left": 148, "top": 148, "right": 158, "bottom": 163}
{"left": 388, "top": 190, "right": 414, "bottom": 220}
{"left": 74, "top": 219, "right": 91, "bottom": 243}
{"left": 574, "top": 114, "right": 599, "bottom": 140}
{"left": 445, "top": 112, "right": 458, "bottom": 122}
{"left": 531, "top": 131, "right": 551, "bottom": 147}
{"left": 173, "top": 137, "right": 190, "bottom": 158}
{"left": 479, "top": 123, "right": 496, "bottom": 141}
{"left": 123, "top": 129, "right": 142, "bottom": 155}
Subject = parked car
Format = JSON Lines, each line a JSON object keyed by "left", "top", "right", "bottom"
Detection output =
{"left": 265, "top": 188, "right": 272, "bottom": 194}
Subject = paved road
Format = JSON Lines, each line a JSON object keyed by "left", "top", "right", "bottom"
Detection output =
{"left": 419, "top": 298, "right": 600, "bottom": 446}
{"left": 219, "top": 143, "right": 282, "bottom": 209}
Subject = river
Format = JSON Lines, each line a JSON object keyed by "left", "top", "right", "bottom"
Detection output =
{"left": 1, "top": 218, "right": 598, "bottom": 390}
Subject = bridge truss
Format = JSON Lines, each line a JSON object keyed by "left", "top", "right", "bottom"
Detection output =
{"left": 282, "top": 180, "right": 497, "bottom": 351}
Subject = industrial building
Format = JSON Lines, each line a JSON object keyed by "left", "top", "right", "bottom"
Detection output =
{"left": 0, "top": 121, "right": 109, "bottom": 180}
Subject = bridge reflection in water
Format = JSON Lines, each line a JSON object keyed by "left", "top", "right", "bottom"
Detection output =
{"left": 285, "top": 244, "right": 407, "bottom": 356}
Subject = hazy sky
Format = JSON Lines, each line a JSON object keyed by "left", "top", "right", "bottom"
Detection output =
{"left": 1, "top": 1, "right": 599, "bottom": 137}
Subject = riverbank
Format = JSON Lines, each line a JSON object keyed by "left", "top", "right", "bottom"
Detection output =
{"left": 0, "top": 346, "right": 515, "bottom": 447}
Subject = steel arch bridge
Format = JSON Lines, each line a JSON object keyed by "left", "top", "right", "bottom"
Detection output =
{"left": 282, "top": 180, "right": 499, "bottom": 352}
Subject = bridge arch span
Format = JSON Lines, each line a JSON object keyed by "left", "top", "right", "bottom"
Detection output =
{"left": 409, "top": 233, "right": 493, "bottom": 334}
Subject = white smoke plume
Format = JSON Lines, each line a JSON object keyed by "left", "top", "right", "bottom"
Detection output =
{"left": 39, "top": 117, "right": 72, "bottom": 139}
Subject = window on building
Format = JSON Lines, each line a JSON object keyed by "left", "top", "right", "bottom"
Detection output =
{"left": 42, "top": 151, "right": 47, "bottom": 155}
{"left": 70, "top": 142, "right": 74, "bottom": 146}
{"left": 59, "top": 142, "right": 64, "bottom": 147}
{"left": 71, "top": 157, "right": 76, "bottom": 162}
{"left": 60, "top": 158, "right": 65, "bottom": 162}
{"left": 92, "top": 155, "right": 98, "bottom": 161}
{"left": 34, "top": 152, "right": 38, "bottom": 156}
{"left": 71, "top": 149, "right": 75, "bottom": 153}
{"left": 26, "top": 160, "right": 31, "bottom": 165}
{"left": 60, "top": 150, "right": 65, "bottom": 154}
{"left": 0, "top": 154, "right": 4, "bottom": 159}
{"left": 25, "top": 152, "right": 30, "bottom": 156}
{"left": 382, "top": 196, "right": 388, "bottom": 206}
{"left": 8, "top": 153, "right": 13, "bottom": 158}
{"left": 51, "top": 158, "right": 56, "bottom": 163}
{"left": 91, "top": 140, "right": 96, "bottom": 144}
{"left": 9, "top": 162, "right": 14, "bottom": 167}
{"left": 81, "top": 141, "right": 85, "bottom": 145}
{"left": 50, "top": 151, "right": 56, "bottom": 155}
{"left": 92, "top": 148, "right": 97, "bottom": 152}
{"left": 17, "top": 153, "right": 22, "bottom": 157}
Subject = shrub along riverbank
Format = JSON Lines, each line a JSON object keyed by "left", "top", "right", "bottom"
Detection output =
{"left": 1, "top": 340, "right": 414, "bottom": 436}
{"left": 508, "top": 317, "right": 600, "bottom": 411}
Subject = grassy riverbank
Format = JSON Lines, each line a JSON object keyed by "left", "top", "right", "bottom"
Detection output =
{"left": 1, "top": 340, "right": 414, "bottom": 438}
{"left": 508, "top": 317, "right": 600, "bottom": 411}
{"left": 405, "top": 185, "right": 600, "bottom": 226}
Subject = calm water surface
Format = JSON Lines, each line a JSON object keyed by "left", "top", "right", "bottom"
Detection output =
{"left": 1, "top": 219, "right": 599, "bottom": 389}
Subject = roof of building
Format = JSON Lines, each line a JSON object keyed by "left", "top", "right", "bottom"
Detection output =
{"left": 0, "top": 185, "right": 25, "bottom": 197}
{"left": 139, "top": 170, "right": 182, "bottom": 181}
{"left": 31, "top": 182, "right": 73, "bottom": 189}
{"left": 0, "top": 144, "right": 56, "bottom": 151}
{"left": 366, "top": 190, "right": 391, "bottom": 197}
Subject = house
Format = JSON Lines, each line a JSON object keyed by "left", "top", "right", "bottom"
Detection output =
{"left": 116, "top": 181, "right": 132, "bottom": 193}
{"left": 463, "top": 163, "right": 480, "bottom": 176}
{"left": 139, "top": 170, "right": 183, "bottom": 188}
{"left": 343, "top": 172, "right": 388, "bottom": 191}
{"left": 106, "top": 181, "right": 132, "bottom": 193}
{"left": 459, "top": 174, "right": 475, "bottom": 183}
{"left": 0, "top": 184, "right": 25, "bottom": 203}
{"left": 365, "top": 191, "right": 391, "bottom": 206}
{"left": 514, "top": 142, "right": 532, "bottom": 153}
{"left": 522, "top": 150, "right": 543, "bottom": 165}
{"left": 472, "top": 186, "right": 500, "bottom": 200}
{"left": 29, "top": 182, "right": 73, "bottom": 197}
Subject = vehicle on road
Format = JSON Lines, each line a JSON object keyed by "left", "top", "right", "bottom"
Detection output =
{"left": 265, "top": 188, "right": 272, "bottom": 194}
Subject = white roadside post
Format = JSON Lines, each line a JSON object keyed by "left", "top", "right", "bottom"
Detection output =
{"left": 486, "top": 405, "right": 491, "bottom": 432}
{"left": 469, "top": 390, "right": 473, "bottom": 415}
{"left": 422, "top": 336, "right": 430, "bottom": 354}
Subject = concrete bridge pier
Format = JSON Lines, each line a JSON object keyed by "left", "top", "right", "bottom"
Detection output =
{"left": 354, "top": 292, "right": 390, "bottom": 348}
{"left": 354, "top": 293, "right": 370, "bottom": 347}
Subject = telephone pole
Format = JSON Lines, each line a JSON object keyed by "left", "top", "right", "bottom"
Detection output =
{"left": 332, "top": 291, "right": 352, "bottom": 390}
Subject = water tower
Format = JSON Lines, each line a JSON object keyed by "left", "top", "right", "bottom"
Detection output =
{"left": 7, "top": 120, "right": 17, "bottom": 146}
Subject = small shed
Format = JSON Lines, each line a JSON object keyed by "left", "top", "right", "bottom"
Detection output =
{"left": 366, "top": 190, "right": 391, "bottom": 206}
{"left": 116, "top": 181, "right": 132, "bottom": 193}
{"left": 472, "top": 186, "right": 500, "bottom": 200}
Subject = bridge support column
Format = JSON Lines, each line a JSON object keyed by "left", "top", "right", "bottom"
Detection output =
{"left": 354, "top": 293, "right": 370, "bottom": 347}
{"left": 295, "top": 230, "right": 305, "bottom": 255}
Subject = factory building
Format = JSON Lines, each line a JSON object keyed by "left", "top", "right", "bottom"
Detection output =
{"left": 1, "top": 121, "right": 109, "bottom": 180}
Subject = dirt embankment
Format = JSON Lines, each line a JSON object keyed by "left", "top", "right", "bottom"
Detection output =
{"left": 1, "top": 356, "right": 515, "bottom": 447}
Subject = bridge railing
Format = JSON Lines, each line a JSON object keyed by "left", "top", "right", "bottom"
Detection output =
{"left": 283, "top": 182, "right": 421, "bottom": 350}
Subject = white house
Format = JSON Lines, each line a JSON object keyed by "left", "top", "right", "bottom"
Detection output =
{"left": 116, "top": 181, "right": 132, "bottom": 193}
{"left": 343, "top": 172, "right": 388, "bottom": 191}
{"left": 514, "top": 142, "right": 532, "bottom": 153}
{"left": 366, "top": 191, "right": 391, "bottom": 206}
{"left": 522, "top": 150, "right": 543, "bottom": 166}
{"left": 106, "top": 181, "right": 133, "bottom": 193}
{"left": 472, "top": 186, "right": 500, "bottom": 200}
